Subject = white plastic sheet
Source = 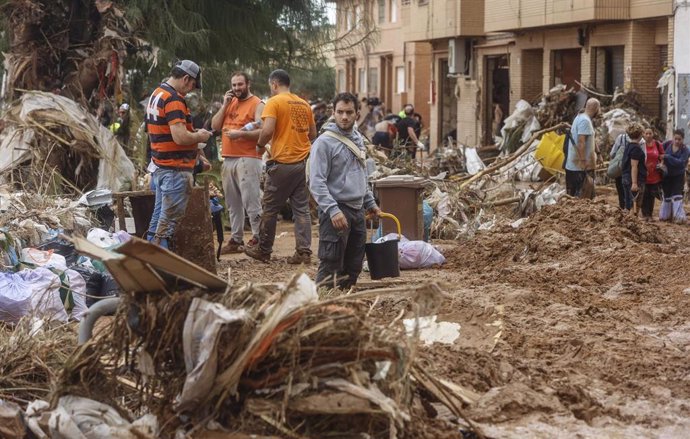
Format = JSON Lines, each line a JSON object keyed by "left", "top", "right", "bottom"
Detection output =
{"left": 403, "top": 315, "right": 461, "bottom": 345}
{"left": 176, "top": 299, "right": 249, "bottom": 412}
{"left": 464, "top": 147, "right": 486, "bottom": 175}
{"left": 26, "top": 395, "right": 158, "bottom": 439}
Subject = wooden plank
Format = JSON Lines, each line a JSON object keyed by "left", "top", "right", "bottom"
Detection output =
{"left": 115, "top": 237, "right": 227, "bottom": 290}
{"left": 69, "top": 236, "right": 166, "bottom": 292}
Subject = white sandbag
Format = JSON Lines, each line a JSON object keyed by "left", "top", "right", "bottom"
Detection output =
{"left": 64, "top": 269, "right": 88, "bottom": 321}
{"left": 18, "top": 267, "right": 68, "bottom": 322}
{"left": 20, "top": 247, "right": 67, "bottom": 273}
{"left": 398, "top": 241, "right": 445, "bottom": 269}
{"left": 0, "top": 272, "right": 32, "bottom": 323}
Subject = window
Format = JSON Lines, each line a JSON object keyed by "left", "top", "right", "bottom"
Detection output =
{"left": 390, "top": 0, "right": 397, "bottom": 23}
{"left": 338, "top": 69, "right": 346, "bottom": 92}
{"left": 378, "top": 0, "right": 386, "bottom": 23}
{"left": 368, "top": 67, "right": 379, "bottom": 95}
{"left": 358, "top": 68, "right": 367, "bottom": 93}
{"left": 396, "top": 66, "right": 405, "bottom": 94}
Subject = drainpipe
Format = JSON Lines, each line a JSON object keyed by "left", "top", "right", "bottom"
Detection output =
{"left": 673, "top": 0, "right": 690, "bottom": 132}
{"left": 78, "top": 297, "right": 121, "bottom": 345}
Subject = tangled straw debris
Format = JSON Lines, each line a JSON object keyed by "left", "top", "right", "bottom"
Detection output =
{"left": 0, "top": 91, "right": 135, "bottom": 195}
{"left": 1, "top": 237, "right": 481, "bottom": 439}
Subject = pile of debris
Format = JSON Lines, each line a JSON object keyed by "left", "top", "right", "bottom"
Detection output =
{"left": 0, "top": 190, "right": 93, "bottom": 266}
{"left": 0, "top": 237, "right": 485, "bottom": 439}
{"left": 0, "top": 91, "right": 135, "bottom": 195}
{"left": 448, "top": 197, "right": 663, "bottom": 269}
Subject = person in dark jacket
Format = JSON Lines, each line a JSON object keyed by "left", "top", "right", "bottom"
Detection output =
{"left": 621, "top": 124, "right": 646, "bottom": 212}
{"left": 659, "top": 128, "right": 690, "bottom": 223}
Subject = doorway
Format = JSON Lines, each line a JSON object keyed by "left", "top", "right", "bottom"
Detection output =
{"left": 483, "top": 54, "right": 510, "bottom": 145}
{"left": 380, "top": 55, "right": 393, "bottom": 112}
{"left": 553, "top": 48, "right": 581, "bottom": 89}
{"left": 437, "top": 58, "right": 458, "bottom": 146}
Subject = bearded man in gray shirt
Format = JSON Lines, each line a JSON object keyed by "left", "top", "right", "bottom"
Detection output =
{"left": 309, "top": 92, "right": 381, "bottom": 289}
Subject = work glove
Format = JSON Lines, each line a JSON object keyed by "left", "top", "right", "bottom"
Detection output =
{"left": 416, "top": 141, "right": 426, "bottom": 150}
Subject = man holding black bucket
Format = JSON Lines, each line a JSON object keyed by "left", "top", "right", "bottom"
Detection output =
{"left": 309, "top": 92, "right": 381, "bottom": 289}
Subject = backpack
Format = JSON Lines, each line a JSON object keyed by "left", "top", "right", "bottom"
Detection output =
{"left": 607, "top": 134, "right": 627, "bottom": 178}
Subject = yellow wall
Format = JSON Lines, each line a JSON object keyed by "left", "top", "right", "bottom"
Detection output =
{"left": 485, "top": 0, "right": 670, "bottom": 32}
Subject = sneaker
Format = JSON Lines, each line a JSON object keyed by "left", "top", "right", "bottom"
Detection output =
{"left": 245, "top": 236, "right": 259, "bottom": 248}
{"left": 245, "top": 246, "right": 271, "bottom": 262}
{"left": 286, "top": 251, "right": 311, "bottom": 265}
{"left": 220, "top": 239, "right": 244, "bottom": 255}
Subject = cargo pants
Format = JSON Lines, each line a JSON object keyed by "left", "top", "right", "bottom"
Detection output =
{"left": 315, "top": 204, "right": 367, "bottom": 290}
{"left": 258, "top": 160, "right": 312, "bottom": 255}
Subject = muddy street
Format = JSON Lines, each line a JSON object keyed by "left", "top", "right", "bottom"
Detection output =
{"left": 219, "top": 196, "right": 690, "bottom": 438}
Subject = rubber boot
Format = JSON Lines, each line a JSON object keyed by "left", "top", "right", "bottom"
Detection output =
{"left": 672, "top": 196, "right": 687, "bottom": 224}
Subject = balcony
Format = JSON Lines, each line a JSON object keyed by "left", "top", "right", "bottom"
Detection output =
{"left": 401, "top": 0, "right": 485, "bottom": 42}
{"left": 484, "top": 0, "right": 644, "bottom": 33}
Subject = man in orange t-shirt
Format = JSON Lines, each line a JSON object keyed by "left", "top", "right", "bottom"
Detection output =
{"left": 211, "top": 72, "right": 264, "bottom": 253}
{"left": 245, "top": 69, "right": 316, "bottom": 263}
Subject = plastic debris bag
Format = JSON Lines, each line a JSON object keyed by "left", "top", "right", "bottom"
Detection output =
{"left": 176, "top": 299, "right": 250, "bottom": 412}
{"left": 398, "top": 241, "right": 445, "bottom": 270}
{"left": 20, "top": 248, "right": 67, "bottom": 273}
{"left": 0, "top": 272, "right": 32, "bottom": 323}
{"left": 18, "top": 267, "right": 68, "bottom": 322}
{"left": 64, "top": 269, "right": 88, "bottom": 321}
{"left": 86, "top": 228, "right": 120, "bottom": 248}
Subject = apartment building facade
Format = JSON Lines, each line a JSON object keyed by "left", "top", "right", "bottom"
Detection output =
{"left": 333, "top": 0, "right": 674, "bottom": 148}
{"left": 332, "top": 0, "right": 432, "bottom": 127}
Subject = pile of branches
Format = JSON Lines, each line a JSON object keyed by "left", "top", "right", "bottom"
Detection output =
{"left": 54, "top": 276, "right": 456, "bottom": 438}
{"left": 0, "top": 91, "right": 135, "bottom": 194}
{"left": 534, "top": 85, "right": 580, "bottom": 128}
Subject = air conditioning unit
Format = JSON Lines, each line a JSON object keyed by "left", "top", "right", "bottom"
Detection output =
{"left": 448, "top": 38, "right": 472, "bottom": 77}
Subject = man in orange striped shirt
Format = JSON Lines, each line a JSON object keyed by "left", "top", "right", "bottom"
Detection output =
{"left": 146, "top": 60, "right": 212, "bottom": 250}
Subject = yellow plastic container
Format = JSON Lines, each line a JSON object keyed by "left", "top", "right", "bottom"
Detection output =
{"left": 534, "top": 131, "right": 566, "bottom": 175}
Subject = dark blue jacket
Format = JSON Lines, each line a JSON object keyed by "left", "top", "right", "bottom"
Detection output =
{"left": 663, "top": 141, "right": 690, "bottom": 177}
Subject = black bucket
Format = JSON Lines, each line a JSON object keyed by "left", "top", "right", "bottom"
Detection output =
{"left": 365, "top": 239, "right": 400, "bottom": 280}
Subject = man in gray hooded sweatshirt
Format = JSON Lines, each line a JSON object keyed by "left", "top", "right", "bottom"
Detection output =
{"left": 309, "top": 92, "right": 381, "bottom": 289}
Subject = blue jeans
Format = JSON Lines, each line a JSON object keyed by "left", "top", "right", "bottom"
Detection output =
{"left": 147, "top": 168, "right": 193, "bottom": 249}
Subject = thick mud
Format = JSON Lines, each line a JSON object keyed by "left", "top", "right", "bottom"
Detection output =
{"left": 218, "top": 197, "right": 690, "bottom": 438}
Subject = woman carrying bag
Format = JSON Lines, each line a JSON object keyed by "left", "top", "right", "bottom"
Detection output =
{"left": 640, "top": 127, "right": 665, "bottom": 220}
{"left": 659, "top": 129, "right": 690, "bottom": 223}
